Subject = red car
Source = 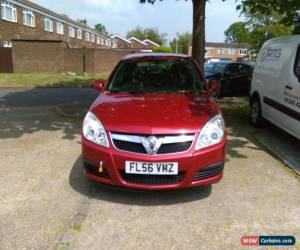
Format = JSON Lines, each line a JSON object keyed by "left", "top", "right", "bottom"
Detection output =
{"left": 82, "top": 53, "right": 226, "bottom": 190}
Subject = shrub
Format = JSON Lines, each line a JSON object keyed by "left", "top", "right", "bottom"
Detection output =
{"left": 152, "top": 46, "right": 173, "bottom": 53}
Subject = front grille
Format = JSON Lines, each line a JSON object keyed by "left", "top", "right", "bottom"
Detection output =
{"left": 112, "top": 133, "right": 194, "bottom": 155}
{"left": 114, "top": 140, "right": 147, "bottom": 154}
{"left": 84, "top": 160, "right": 111, "bottom": 179}
{"left": 158, "top": 142, "right": 192, "bottom": 154}
{"left": 119, "top": 170, "right": 185, "bottom": 185}
{"left": 193, "top": 162, "right": 224, "bottom": 181}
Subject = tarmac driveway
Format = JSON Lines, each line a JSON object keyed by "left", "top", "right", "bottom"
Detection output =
{"left": 0, "top": 88, "right": 299, "bottom": 250}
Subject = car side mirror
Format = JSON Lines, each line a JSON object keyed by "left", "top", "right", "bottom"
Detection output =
{"left": 206, "top": 80, "right": 221, "bottom": 95}
{"left": 91, "top": 80, "right": 105, "bottom": 92}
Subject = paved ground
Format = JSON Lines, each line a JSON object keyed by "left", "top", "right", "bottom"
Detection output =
{"left": 0, "top": 88, "right": 299, "bottom": 250}
{"left": 255, "top": 123, "right": 300, "bottom": 175}
{"left": 0, "top": 87, "right": 98, "bottom": 108}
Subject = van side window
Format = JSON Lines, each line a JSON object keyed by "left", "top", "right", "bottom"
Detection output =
{"left": 294, "top": 45, "right": 300, "bottom": 81}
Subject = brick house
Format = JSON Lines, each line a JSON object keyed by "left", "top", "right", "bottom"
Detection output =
{"left": 128, "top": 37, "right": 147, "bottom": 49}
{"left": 188, "top": 42, "right": 252, "bottom": 61}
{"left": 111, "top": 34, "right": 160, "bottom": 50}
{"left": 0, "top": 0, "right": 117, "bottom": 48}
{"left": 111, "top": 34, "right": 132, "bottom": 49}
{"left": 143, "top": 39, "right": 160, "bottom": 49}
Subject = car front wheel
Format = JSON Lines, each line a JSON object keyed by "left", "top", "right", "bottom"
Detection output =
{"left": 250, "top": 95, "right": 264, "bottom": 128}
{"left": 250, "top": 95, "right": 264, "bottom": 127}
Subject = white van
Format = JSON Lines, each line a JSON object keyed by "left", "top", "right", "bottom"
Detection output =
{"left": 250, "top": 35, "right": 300, "bottom": 140}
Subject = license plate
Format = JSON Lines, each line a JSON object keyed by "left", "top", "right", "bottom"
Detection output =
{"left": 125, "top": 161, "right": 178, "bottom": 175}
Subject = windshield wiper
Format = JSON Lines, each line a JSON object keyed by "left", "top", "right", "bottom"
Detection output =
{"left": 109, "top": 90, "right": 144, "bottom": 93}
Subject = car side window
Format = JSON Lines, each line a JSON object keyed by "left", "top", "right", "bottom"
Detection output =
{"left": 225, "top": 64, "right": 238, "bottom": 74}
{"left": 294, "top": 45, "right": 300, "bottom": 81}
{"left": 238, "top": 64, "right": 251, "bottom": 73}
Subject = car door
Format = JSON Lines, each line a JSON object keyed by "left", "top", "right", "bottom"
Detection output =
{"left": 283, "top": 44, "right": 300, "bottom": 139}
{"left": 268, "top": 42, "right": 300, "bottom": 139}
{"left": 223, "top": 63, "right": 239, "bottom": 94}
{"left": 237, "top": 63, "right": 253, "bottom": 95}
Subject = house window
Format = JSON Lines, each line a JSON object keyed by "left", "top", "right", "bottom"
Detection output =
{"left": 100, "top": 37, "right": 104, "bottom": 45}
{"left": 240, "top": 49, "right": 248, "bottom": 56}
{"left": 44, "top": 17, "right": 53, "bottom": 32}
{"left": 69, "top": 26, "right": 75, "bottom": 38}
{"left": 96, "top": 36, "right": 100, "bottom": 45}
{"left": 1, "top": 1, "right": 17, "bottom": 22}
{"left": 77, "top": 29, "right": 82, "bottom": 39}
{"left": 221, "top": 49, "right": 226, "bottom": 55}
{"left": 91, "top": 34, "right": 95, "bottom": 43}
{"left": 232, "top": 49, "right": 236, "bottom": 54}
{"left": 56, "top": 22, "right": 64, "bottom": 35}
{"left": 227, "top": 49, "right": 232, "bottom": 55}
{"left": 3, "top": 41, "right": 12, "bottom": 47}
{"left": 85, "top": 32, "right": 90, "bottom": 42}
{"left": 217, "top": 49, "right": 221, "bottom": 55}
{"left": 23, "top": 9, "right": 35, "bottom": 27}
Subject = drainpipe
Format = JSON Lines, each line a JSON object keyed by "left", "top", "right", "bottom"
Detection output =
{"left": 83, "top": 47, "right": 86, "bottom": 74}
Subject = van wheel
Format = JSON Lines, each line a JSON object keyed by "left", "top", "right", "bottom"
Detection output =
{"left": 250, "top": 96, "right": 264, "bottom": 127}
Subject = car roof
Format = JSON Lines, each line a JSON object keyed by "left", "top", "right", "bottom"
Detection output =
{"left": 207, "top": 61, "right": 250, "bottom": 66}
{"left": 206, "top": 61, "right": 231, "bottom": 65}
{"left": 122, "top": 53, "right": 191, "bottom": 61}
{"left": 264, "top": 35, "right": 300, "bottom": 47}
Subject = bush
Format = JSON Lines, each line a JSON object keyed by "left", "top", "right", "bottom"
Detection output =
{"left": 152, "top": 46, "right": 173, "bottom": 53}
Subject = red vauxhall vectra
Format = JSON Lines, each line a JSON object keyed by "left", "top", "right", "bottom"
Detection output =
{"left": 82, "top": 53, "right": 226, "bottom": 190}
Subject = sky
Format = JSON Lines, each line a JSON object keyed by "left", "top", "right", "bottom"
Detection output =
{"left": 33, "top": 0, "right": 245, "bottom": 43}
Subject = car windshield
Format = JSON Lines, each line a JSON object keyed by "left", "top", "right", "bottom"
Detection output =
{"left": 108, "top": 59, "right": 204, "bottom": 93}
{"left": 204, "top": 63, "right": 227, "bottom": 73}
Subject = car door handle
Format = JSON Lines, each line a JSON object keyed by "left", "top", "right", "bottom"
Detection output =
{"left": 285, "top": 85, "right": 293, "bottom": 90}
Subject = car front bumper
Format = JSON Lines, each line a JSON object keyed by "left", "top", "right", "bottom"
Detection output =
{"left": 82, "top": 136, "right": 226, "bottom": 190}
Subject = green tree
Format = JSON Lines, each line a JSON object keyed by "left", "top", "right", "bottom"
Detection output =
{"left": 140, "top": 0, "right": 208, "bottom": 69}
{"left": 144, "top": 27, "right": 167, "bottom": 45}
{"left": 224, "top": 22, "right": 250, "bottom": 43}
{"left": 126, "top": 26, "right": 166, "bottom": 45}
{"left": 237, "top": 0, "right": 300, "bottom": 34}
{"left": 77, "top": 19, "right": 87, "bottom": 26}
{"left": 225, "top": 12, "right": 293, "bottom": 52}
{"left": 126, "top": 26, "right": 145, "bottom": 41}
{"left": 95, "top": 23, "right": 109, "bottom": 35}
{"left": 248, "top": 12, "right": 293, "bottom": 49}
{"left": 170, "top": 32, "right": 192, "bottom": 54}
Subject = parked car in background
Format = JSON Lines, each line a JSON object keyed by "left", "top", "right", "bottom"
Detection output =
{"left": 250, "top": 36, "right": 300, "bottom": 140}
{"left": 244, "top": 61, "right": 256, "bottom": 69}
{"left": 82, "top": 53, "right": 227, "bottom": 190}
{"left": 206, "top": 58, "right": 232, "bottom": 63}
{"left": 204, "top": 61, "right": 253, "bottom": 97}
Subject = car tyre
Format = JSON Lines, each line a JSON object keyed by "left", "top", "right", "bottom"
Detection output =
{"left": 250, "top": 95, "right": 264, "bottom": 127}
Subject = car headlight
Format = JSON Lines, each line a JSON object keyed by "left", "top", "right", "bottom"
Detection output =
{"left": 195, "top": 114, "right": 225, "bottom": 150}
{"left": 83, "top": 111, "right": 109, "bottom": 147}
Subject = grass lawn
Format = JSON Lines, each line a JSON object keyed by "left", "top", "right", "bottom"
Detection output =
{"left": 217, "top": 98, "right": 250, "bottom": 125}
{"left": 0, "top": 73, "right": 109, "bottom": 88}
